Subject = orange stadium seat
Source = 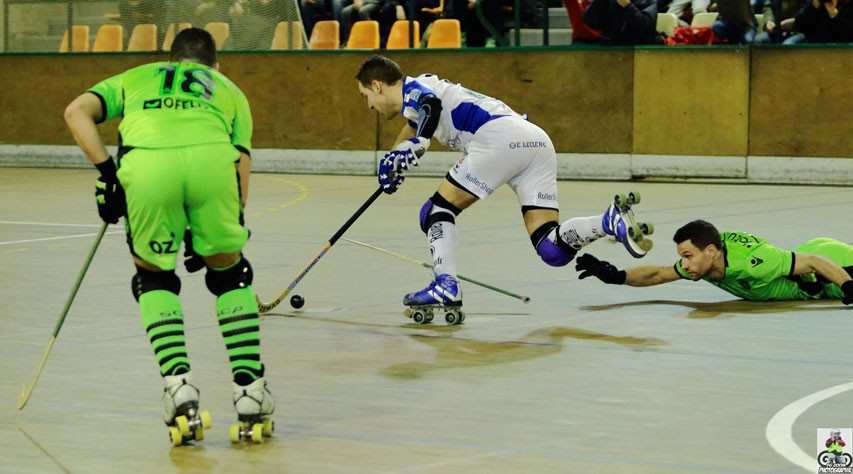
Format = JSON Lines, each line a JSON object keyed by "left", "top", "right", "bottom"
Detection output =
{"left": 205, "top": 22, "right": 230, "bottom": 50}
{"left": 346, "top": 20, "right": 379, "bottom": 49}
{"left": 162, "top": 22, "right": 192, "bottom": 51}
{"left": 92, "top": 24, "right": 124, "bottom": 52}
{"left": 58, "top": 25, "right": 90, "bottom": 52}
{"left": 426, "top": 19, "right": 460, "bottom": 48}
{"left": 271, "top": 21, "right": 305, "bottom": 49}
{"left": 386, "top": 20, "right": 420, "bottom": 49}
{"left": 127, "top": 24, "right": 158, "bottom": 51}
{"left": 309, "top": 20, "right": 340, "bottom": 49}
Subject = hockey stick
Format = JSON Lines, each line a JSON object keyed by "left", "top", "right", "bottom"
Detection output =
{"left": 343, "top": 238, "right": 531, "bottom": 303}
{"left": 256, "top": 187, "right": 384, "bottom": 313}
{"left": 18, "top": 222, "right": 109, "bottom": 410}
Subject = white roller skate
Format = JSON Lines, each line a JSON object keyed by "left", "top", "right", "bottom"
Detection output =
{"left": 162, "top": 372, "right": 212, "bottom": 447}
{"left": 402, "top": 274, "right": 465, "bottom": 325}
{"left": 601, "top": 191, "right": 654, "bottom": 258}
{"left": 229, "top": 377, "right": 275, "bottom": 444}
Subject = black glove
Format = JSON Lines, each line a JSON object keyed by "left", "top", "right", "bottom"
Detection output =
{"left": 183, "top": 228, "right": 206, "bottom": 273}
{"left": 841, "top": 280, "right": 853, "bottom": 305}
{"left": 94, "top": 157, "right": 126, "bottom": 224}
{"left": 575, "top": 253, "right": 627, "bottom": 285}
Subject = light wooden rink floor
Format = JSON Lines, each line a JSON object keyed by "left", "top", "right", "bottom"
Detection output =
{"left": 3, "top": 168, "right": 852, "bottom": 473}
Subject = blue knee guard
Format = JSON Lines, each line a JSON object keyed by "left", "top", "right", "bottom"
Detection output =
{"left": 531, "top": 222, "right": 576, "bottom": 267}
{"left": 205, "top": 256, "right": 254, "bottom": 297}
{"left": 131, "top": 267, "right": 181, "bottom": 302}
{"left": 419, "top": 192, "right": 461, "bottom": 234}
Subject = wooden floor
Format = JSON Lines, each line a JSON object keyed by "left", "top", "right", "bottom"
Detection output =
{"left": 3, "top": 168, "right": 852, "bottom": 473}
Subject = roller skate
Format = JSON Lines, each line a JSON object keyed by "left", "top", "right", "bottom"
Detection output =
{"left": 402, "top": 274, "right": 465, "bottom": 325}
{"left": 229, "top": 377, "right": 275, "bottom": 444}
{"left": 601, "top": 191, "right": 654, "bottom": 258}
{"left": 162, "top": 373, "right": 212, "bottom": 447}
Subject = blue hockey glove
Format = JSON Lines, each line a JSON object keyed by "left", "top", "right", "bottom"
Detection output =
{"left": 378, "top": 154, "right": 405, "bottom": 194}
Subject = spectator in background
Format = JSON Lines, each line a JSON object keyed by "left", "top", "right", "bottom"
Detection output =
{"left": 582, "top": 0, "right": 660, "bottom": 44}
{"left": 781, "top": 0, "right": 853, "bottom": 43}
{"left": 340, "top": 0, "right": 382, "bottom": 43}
{"left": 376, "top": 0, "right": 408, "bottom": 46}
{"left": 449, "top": 0, "right": 508, "bottom": 47}
{"left": 300, "top": 0, "right": 332, "bottom": 37}
{"left": 667, "top": 0, "right": 709, "bottom": 25}
{"left": 711, "top": 0, "right": 757, "bottom": 42}
{"left": 177, "top": 0, "right": 233, "bottom": 26}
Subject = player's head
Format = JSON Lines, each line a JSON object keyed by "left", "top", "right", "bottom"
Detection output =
{"left": 171, "top": 28, "right": 218, "bottom": 68}
{"left": 673, "top": 220, "right": 723, "bottom": 279}
{"left": 355, "top": 55, "right": 404, "bottom": 119}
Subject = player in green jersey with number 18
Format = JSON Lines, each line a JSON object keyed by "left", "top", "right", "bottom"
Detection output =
{"left": 64, "top": 28, "right": 273, "bottom": 445}
{"left": 574, "top": 219, "right": 853, "bottom": 304}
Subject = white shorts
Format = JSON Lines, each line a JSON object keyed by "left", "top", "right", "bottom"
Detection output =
{"left": 447, "top": 117, "right": 558, "bottom": 210}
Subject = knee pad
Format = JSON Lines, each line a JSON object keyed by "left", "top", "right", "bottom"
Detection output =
{"left": 131, "top": 267, "right": 181, "bottom": 302}
{"left": 205, "top": 256, "right": 254, "bottom": 297}
{"left": 419, "top": 192, "right": 462, "bottom": 234}
{"left": 531, "top": 221, "right": 576, "bottom": 267}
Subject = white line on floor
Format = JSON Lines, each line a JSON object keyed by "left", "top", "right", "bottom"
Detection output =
{"left": 0, "top": 220, "right": 102, "bottom": 228}
{"left": 766, "top": 380, "right": 853, "bottom": 473}
{"left": 0, "top": 230, "right": 123, "bottom": 246}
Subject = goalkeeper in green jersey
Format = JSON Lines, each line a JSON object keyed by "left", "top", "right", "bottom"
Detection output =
{"left": 64, "top": 28, "right": 273, "bottom": 444}
{"left": 574, "top": 219, "right": 853, "bottom": 304}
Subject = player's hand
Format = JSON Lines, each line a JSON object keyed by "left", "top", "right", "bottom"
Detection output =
{"left": 183, "top": 228, "right": 205, "bottom": 273}
{"left": 94, "top": 157, "right": 126, "bottom": 224}
{"left": 378, "top": 154, "right": 405, "bottom": 194}
{"left": 575, "top": 254, "right": 627, "bottom": 285}
{"left": 841, "top": 280, "right": 853, "bottom": 305}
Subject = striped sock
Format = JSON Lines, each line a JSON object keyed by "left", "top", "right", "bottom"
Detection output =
{"left": 216, "top": 287, "right": 263, "bottom": 385}
{"left": 139, "top": 290, "right": 190, "bottom": 376}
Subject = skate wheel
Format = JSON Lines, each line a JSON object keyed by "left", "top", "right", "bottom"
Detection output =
{"left": 627, "top": 191, "right": 641, "bottom": 205}
{"left": 424, "top": 312, "right": 434, "bottom": 323}
{"left": 175, "top": 415, "right": 191, "bottom": 436}
{"left": 445, "top": 311, "right": 459, "bottom": 325}
{"left": 262, "top": 419, "right": 274, "bottom": 437}
{"left": 403, "top": 307, "right": 413, "bottom": 318}
{"left": 457, "top": 311, "right": 465, "bottom": 324}
{"left": 639, "top": 222, "right": 654, "bottom": 235}
{"left": 199, "top": 410, "right": 212, "bottom": 430}
{"left": 638, "top": 239, "right": 654, "bottom": 252}
{"left": 229, "top": 423, "right": 241, "bottom": 443}
{"left": 168, "top": 426, "right": 183, "bottom": 447}
{"left": 251, "top": 423, "right": 265, "bottom": 443}
{"left": 193, "top": 426, "right": 205, "bottom": 442}
{"left": 411, "top": 311, "right": 427, "bottom": 324}
{"left": 628, "top": 226, "right": 643, "bottom": 243}
{"left": 614, "top": 193, "right": 626, "bottom": 208}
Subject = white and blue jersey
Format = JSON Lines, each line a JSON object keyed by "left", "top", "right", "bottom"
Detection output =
{"left": 401, "top": 74, "right": 521, "bottom": 152}
{"left": 401, "top": 74, "right": 558, "bottom": 210}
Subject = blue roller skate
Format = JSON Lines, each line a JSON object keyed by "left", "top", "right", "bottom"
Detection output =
{"left": 403, "top": 274, "right": 465, "bottom": 325}
{"left": 601, "top": 191, "right": 654, "bottom": 258}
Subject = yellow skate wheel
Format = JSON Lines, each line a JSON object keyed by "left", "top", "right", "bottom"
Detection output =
{"left": 627, "top": 191, "right": 641, "bottom": 205}
{"left": 175, "top": 416, "right": 191, "bottom": 436}
{"left": 229, "top": 423, "right": 241, "bottom": 443}
{"left": 251, "top": 424, "right": 265, "bottom": 443}
{"left": 194, "top": 426, "right": 205, "bottom": 442}
{"left": 168, "top": 426, "right": 183, "bottom": 447}
{"left": 403, "top": 307, "right": 413, "bottom": 318}
{"left": 628, "top": 226, "right": 643, "bottom": 243}
{"left": 199, "top": 410, "right": 212, "bottom": 430}
{"left": 262, "top": 419, "right": 274, "bottom": 437}
{"left": 638, "top": 239, "right": 654, "bottom": 252}
{"left": 614, "top": 193, "right": 626, "bottom": 208}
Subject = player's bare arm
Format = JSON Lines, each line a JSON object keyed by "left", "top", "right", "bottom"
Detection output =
{"left": 792, "top": 253, "right": 853, "bottom": 288}
{"left": 625, "top": 265, "right": 682, "bottom": 287}
{"left": 64, "top": 92, "right": 110, "bottom": 166}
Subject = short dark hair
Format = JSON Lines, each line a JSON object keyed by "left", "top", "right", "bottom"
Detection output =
{"left": 673, "top": 220, "right": 722, "bottom": 249}
{"left": 356, "top": 55, "right": 404, "bottom": 86}
{"left": 170, "top": 28, "right": 216, "bottom": 67}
